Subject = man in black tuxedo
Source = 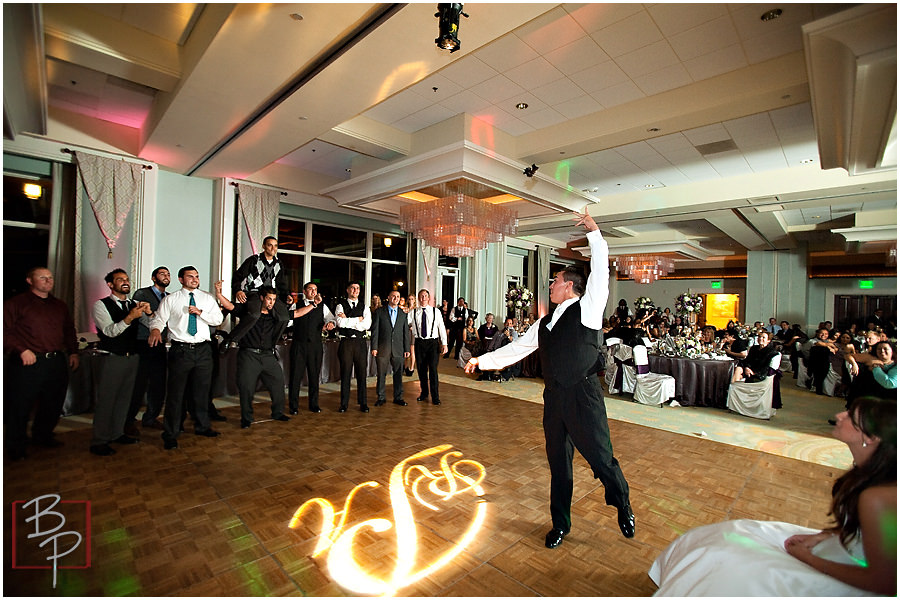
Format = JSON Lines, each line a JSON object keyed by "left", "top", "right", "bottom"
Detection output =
{"left": 466, "top": 210, "right": 633, "bottom": 550}
{"left": 446, "top": 297, "right": 475, "bottom": 359}
{"left": 370, "top": 290, "right": 410, "bottom": 407}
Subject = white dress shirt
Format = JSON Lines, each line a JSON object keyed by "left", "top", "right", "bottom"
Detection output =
{"left": 479, "top": 228, "right": 609, "bottom": 370}
{"left": 411, "top": 305, "right": 448, "bottom": 345}
{"left": 150, "top": 287, "right": 223, "bottom": 343}
{"left": 93, "top": 295, "right": 135, "bottom": 338}
{"left": 334, "top": 301, "right": 371, "bottom": 332}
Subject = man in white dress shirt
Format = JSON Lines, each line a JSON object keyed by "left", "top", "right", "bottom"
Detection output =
{"left": 334, "top": 282, "right": 372, "bottom": 413}
{"left": 149, "top": 266, "right": 224, "bottom": 450}
{"left": 411, "top": 289, "right": 448, "bottom": 405}
{"left": 466, "top": 210, "right": 633, "bottom": 549}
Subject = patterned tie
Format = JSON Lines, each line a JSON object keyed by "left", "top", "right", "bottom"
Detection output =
{"left": 421, "top": 308, "right": 427, "bottom": 337}
{"left": 188, "top": 292, "right": 198, "bottom": 336}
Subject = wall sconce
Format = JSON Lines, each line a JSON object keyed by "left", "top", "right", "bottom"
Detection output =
{"left": 435, "top": 4, "right": 468, "bottom": 53}
{"left": 23, "top": 183, "right": 42, "bottom": 199}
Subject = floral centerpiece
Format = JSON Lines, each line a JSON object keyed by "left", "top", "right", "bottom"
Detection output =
{"left": 674, "top": 293, "right": 703, "bottom": 316}
{"left": 634, "top": 296, "right": 655, "bottom": 310}
{"left": 506, "top": 285, "right": 533, "bottom": 312}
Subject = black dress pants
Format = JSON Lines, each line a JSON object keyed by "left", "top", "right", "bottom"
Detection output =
{"left": 236, "top": 349, "right": 286, "bottom": 422}
{"left": 376, "top": 354, "right": 405, "bottom": 403}
{"left": 542, "top": 375, "right": 630, "bottom": 533}
{"left": 447, "top": 325, "right": 464, "bottom": 358}
{"left": 414, "top": 338, "right": 441, "bottom": 401}
{"left": 7, "top": 353, "right": 69, "bottom": 454}
{"left": 289, "top": 340, "right": 324, "bottom": 411}
{"left": 338, "top": 337, "right": 368, "bottom": 409}
{"left": 129, "top": 342, "right": 168, "bottom": 425}
{"left": 162, "top": 342, "right": 213, "bottom": 442}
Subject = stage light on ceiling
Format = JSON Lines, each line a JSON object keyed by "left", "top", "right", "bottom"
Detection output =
{"left": 435, "top": 3, "right": 468, "bottom": 53}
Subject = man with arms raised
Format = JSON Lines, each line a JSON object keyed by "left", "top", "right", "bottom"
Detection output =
{"left": 466, "top": 210, "right": 634, "bottom": 549}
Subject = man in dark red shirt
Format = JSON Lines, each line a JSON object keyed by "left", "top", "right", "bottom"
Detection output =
{"left": 4, "top": 267, "right": 79, "bottom": 460}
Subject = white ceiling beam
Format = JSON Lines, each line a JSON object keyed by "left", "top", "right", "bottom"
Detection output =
{"left": 705, "top": 211, "right": 768, "bottom": 250}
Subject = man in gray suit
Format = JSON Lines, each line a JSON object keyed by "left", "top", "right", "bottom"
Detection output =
{"left": 370, "top": 290, "right": 410, "bottom": 407}
{"left": 128, "top": 266, "right": 170, "bottom": 433}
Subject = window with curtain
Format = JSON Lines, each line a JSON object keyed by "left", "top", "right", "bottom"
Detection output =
{"left": 3, "top": 171, "right": 52, "bottom": 298}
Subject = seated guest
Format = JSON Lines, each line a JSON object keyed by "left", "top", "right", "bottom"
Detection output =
{"left": 784, "top": 323, "right": 809, "bottom": 376}
{"left": 844, "top": 329, "right": 882, "bottom": 378}
{"left": 477, "top": 313, "right": 498, "bottom": 354}
{"left": 668, "top": 316, "right": 685, "bottom": 336}
{"left": 718, "top": 330, "right": 749, "bottom": 361}
{"left": 699, "top": 325, "right": 717, "bottom": 346}
{"left": 807, "top": 328, "right": 839, "bottom": 394}
{"left": 462, "top": 316, "right": 480, "bottom": 355}
{"left": 846, "top": 342, "right": 897, "bottom": 403}
{"left": 649, "top": 396, "right": 895, "bottom": 595}
{"left": 486, "top": 317, "right": 518, "bottom": 352}
{"left": 732, "top": 330, "right": 779, "bottom": 383}
{"left": 774, "top": 320, "right": 792, "bottom": 343}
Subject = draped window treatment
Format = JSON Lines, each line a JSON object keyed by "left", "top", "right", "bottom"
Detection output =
{"left": 74, "top": 152, "right": 143, "bottom": 258}
{"left": 236, "top": 183, "right": 280, "bottom": 256}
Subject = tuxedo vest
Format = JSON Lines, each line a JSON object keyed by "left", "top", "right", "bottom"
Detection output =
{"left": 538, "top": 301, "right": 601, "bottom": 388}
{"left": 338, "top": 300, "right": 365, "bottom": 338}
{"left": 293, "top": 303, "right": 325, "bottom": 343}
{"left": 97, "top": 297, "right": 139, "bottom": 354}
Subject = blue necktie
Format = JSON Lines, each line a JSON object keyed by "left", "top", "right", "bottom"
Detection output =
{"left": 390, "top": 307, "right": 396, "bottom": 326}
{"left": 421, "top": 308, "right": 427, "bottom": 337}
{"left": 188, "top": 292, "right": 198, "bottom": 336}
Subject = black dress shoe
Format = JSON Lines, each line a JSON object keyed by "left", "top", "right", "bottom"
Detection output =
{"left": 195, "top": 429, "right": 220, "bottom": 437}
{"left": 338, "top": 407, "right": 347, "bottom": 413}
{"left": 544, "top": 528, "right": 567, "bottom": 548}
{"left": 405, "top": 369, "right": 414, "bottom": 376}
{"left": 617, "top": 502, "right": 636, "bottom": 538}
{"left": 432, "top": 399, "right": 441, "bottom": 405}
{"left": 90, "top": 444, "right": 116, "bottom": 456}
{"left": 289, "top": 408, "right": 299, "bottom": 415}
{"left": 360, "top": 405, "right": 370, "bottom": 413}
{"left": 112, "top": 435, "right": 139, "bottom": 445}
{"left": 393, "top": 399, "right": 408, "bottom": 406}
{"left": 240, "top": 419, "right": 251, "bottom": 429}
{"left": 163, "top": 438, "right": 178, "bottom": 450}
{"left": 209, "top": 413, "right": 227, "bottom": 422}
{"left": 273, "top": 414, "right": 290, "bottom": 422}
{"left": 309, "top": 407, "right": 321, "bottom": 413}
{"left": 417, "top": 396, "right": 427, "bottom": 402}
{"left": 375, "top": 399, "right": 386, "bottom": 407}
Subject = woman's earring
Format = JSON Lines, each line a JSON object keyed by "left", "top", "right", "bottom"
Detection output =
{"left": 862, "top": 440, "right": 868, "bottom": 448}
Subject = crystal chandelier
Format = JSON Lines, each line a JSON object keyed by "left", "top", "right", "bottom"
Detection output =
{"left": 613, "top": 255, "right": 676, "bottom": 284}
{"left": 400, "top": 193, "right": 518, "bottom": 258}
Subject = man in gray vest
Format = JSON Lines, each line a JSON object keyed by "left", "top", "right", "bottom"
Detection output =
{"left": 466, "top": 210, "right": 633, "bottom": 549}
{"left": 370, "top": 290, "right": 410, "bottom": 407}
{"left": 288, "top": 281, "right": 335, "bottom": 413}
{"left": 91, "top": 269, "right": 151, "bottom": 456}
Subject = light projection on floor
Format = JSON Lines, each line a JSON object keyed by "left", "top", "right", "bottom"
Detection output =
{"left": 289, "top": 444, "right": 487, "bottom": 596}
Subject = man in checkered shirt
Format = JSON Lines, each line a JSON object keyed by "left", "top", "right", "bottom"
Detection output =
{"left": 226, "top": 236, "right": 291, "bottom": 347}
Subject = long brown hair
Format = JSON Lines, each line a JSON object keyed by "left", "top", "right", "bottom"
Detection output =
{"left": 828, "top": 396, "right": 897, "bottom": 547}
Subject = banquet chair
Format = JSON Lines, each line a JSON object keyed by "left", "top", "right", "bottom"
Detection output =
{"left": 609, "top": 343, "right": 636, "bottom": 395}
{"left": 726, "top": 352, "right": 783, "bottom": 420}
{"left": 794, "top": 343, "right": 810, "bottom": 388}
{"left": 821, "top": 364, "right": 842, "bottom": 396}
{"left": 632, "top": 345, "right": 675, "bottom": 406}
{"left": 604, "top": 337, "right": 622, "bottom": 388}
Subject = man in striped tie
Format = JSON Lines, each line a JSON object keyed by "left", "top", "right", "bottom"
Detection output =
{"left": 149, "top": 266, "right": 224, "bottom": 450}
{"left": 90, "top": 269, "right": 151, "bottom": 456}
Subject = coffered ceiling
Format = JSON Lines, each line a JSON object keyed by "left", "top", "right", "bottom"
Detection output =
{"left": 4, "top": 3, "right": 897, "bottom": 269}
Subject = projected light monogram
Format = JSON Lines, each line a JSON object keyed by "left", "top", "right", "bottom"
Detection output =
{"left": 289, "top": 444, "right": 487, "bottom": 596}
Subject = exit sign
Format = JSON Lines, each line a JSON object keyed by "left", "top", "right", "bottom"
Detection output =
{"left": 859, "top": 280, "right": 874, "bottom": 289}
{"left": 710, "top": 281, "right": 723, "bottom": 289}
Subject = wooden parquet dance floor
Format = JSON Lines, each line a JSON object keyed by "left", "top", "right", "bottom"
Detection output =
{"left": 4, "top": 362, "right": 842, "bottom": 597}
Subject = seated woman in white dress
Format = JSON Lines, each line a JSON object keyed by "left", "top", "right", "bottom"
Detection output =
{"left": 649, "top": 395, "right": 896, "bottom": 596}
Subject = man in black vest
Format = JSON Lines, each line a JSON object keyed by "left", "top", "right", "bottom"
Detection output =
{"left": 466, "top": 210, "right": 633, "bottom": 549}
{"left": 91, "top": 269, "right": 151, "bottom": 456}
{"left": 447, "top": 297, "right": 474, "bottom": 359}
{"left": 288, "top": 281, "right": 336, "bottom": 413}
{"left": 371, "top": 290, "right": 411, "bottom": 407}
{"left": 334, "top": 282, "right": 372, "bottom": 412}
{"left": 226, "top": 236, "right": 291, "bottom": 348}
{"left": 128, "top": 266, "right": 170, "bottom": 432}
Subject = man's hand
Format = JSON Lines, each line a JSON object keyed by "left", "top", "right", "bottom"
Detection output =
{"left": 574, "top": 208, "right": 598, "bottom": 232}
{"left": 188, "top": 305, "right": 202, "bottom": 316}
{"left": 214, "top": 280, "right": 223, "bottom": 295}
{"left": 236, "top": 290, "right": 247, "bottom": 303}
{"left": 464, "top": 357, "right": 478, "bottom": 373}
{"left": 69, "top": 354, "right": 80, "bottom": 371}
{"left": 404, "top": 351, "right": 410, "bottom": 358}
{"left": 126, "top": 302, "right": 150, "bottom": 323}
{"left": 148, "top": 329, "right": 162, "bottom": 347}
{"left": 20, "top": 349, "right": 36, "bottom": 366}
{"left": 325, "top": 322, "right": 335, "bottom": 331}
{"left": 441, "top": 345, "right": 448, "bottom": 356}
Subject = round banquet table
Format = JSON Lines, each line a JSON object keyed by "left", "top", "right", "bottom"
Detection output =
{"left": 647, "top": 355, "right": 735, "bottom": 408}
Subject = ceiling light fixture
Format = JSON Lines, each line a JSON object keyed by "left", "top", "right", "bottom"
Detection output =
{"left": 760, "top": 8, "right": 782, "bottom": 21}
{"left": 400, "top": 184, "right": 517, "bottom": 258}
{"left": 435, "top": 3, "right": 468, "bottom": 53}
{"left": 523, "top": 164, "right": 539, "bottom": 177}
{"left": 516, "top": 102, "right": 528, "bottom": 110}
{"left": 613, "top": 255, "right": 676, "bottom": 284}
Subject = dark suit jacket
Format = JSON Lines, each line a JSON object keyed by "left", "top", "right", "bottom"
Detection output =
{"left": 133, "top": 285, "right": 167, "bottom": 340}
{"left": 371, "top": 306, "right": 410, "bottom": 359}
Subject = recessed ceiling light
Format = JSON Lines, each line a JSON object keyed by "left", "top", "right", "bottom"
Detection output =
{"left": 432, "top": 87, "right": 439, "bottom": 93}
{"left": 647, "top": 127, "right": 660, "bottom": 132}
{"left": 516, "top": 102, "right": 528, "bottom": 110}
{"left": 298, "top": 116, "right": 308, "bottom": 121}
{"left": 812, "top": 215, "right": 821, "bottom": 219}
{"left": 290, "top": 13, "right": 303, "bottom": 21}
{"left": 760, "top": 8, "right": 782, "bottom": 21}
{"left": 800, "top": 158, "right": 814, "bottom": 164}
{"left": 559, "top": 151, "right": 565, "bottom": 155}
{"left": 644, "top": 184, "right": 655, "bottom": 188}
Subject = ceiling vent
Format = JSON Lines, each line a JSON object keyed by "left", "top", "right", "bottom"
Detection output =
{"left": 695, "top": 139, "right": 738, "bottom": 156}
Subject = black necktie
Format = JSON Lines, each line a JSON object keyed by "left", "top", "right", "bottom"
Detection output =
{"left": 120, "top": 300, "right": 130, "bottom": 312}
{"left": 421, "top": 308, "right": 427, "bottom": 337}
